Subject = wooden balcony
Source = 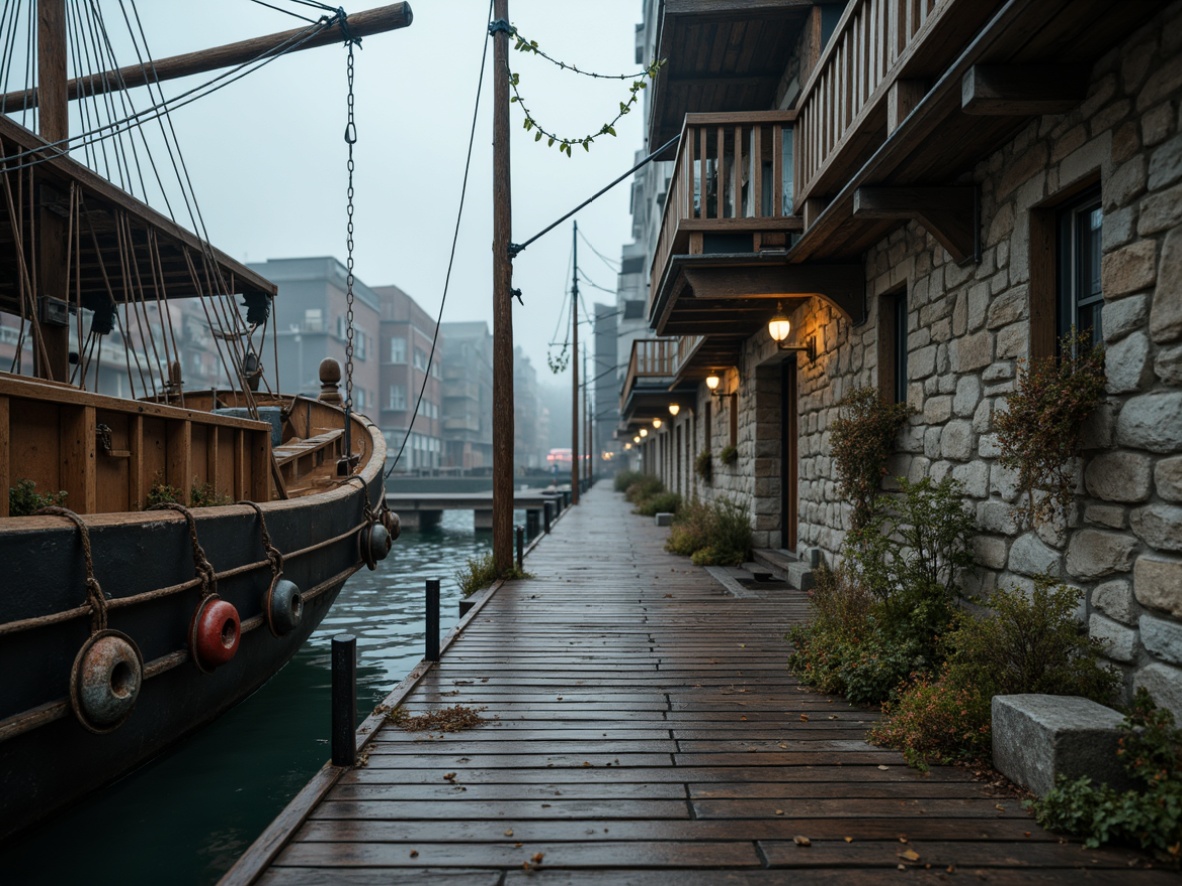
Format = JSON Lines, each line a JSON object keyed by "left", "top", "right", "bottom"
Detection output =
{"left": 788, "top": 0, "right": 1153, "bottom": 264}
{"left": 619, "top": 338, "right": 687, "bottom": 424}
{"left": 649, "top": 113, "right": 807, "bottom": 328}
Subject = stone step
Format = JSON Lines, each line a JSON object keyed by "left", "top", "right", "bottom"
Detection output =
{"left": 751, "top": 548, "right": 816, "bottom": 591}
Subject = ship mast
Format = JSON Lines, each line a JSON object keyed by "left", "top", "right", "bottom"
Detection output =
{"left": 35, "top": 0, "right": 70, "bottom": 382}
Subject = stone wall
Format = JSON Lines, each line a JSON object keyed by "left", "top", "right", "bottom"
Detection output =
{"left": 658, "top": 3, "right": 1182, "bottom": 718}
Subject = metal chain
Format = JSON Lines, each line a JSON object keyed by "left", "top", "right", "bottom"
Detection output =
{"left": 343, "top": 40, "right": 357, "bottom": 415}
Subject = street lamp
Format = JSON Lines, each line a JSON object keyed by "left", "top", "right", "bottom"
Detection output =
{"left": 668, "top": 403, "right": 680, "bottom": 417}
{"left": 652, "top": 417, "right": 662, "bottom": 429}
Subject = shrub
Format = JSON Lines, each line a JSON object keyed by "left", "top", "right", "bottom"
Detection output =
{"left": 454, "top": 551, "right": 530, "bottom": 598}
{"left": 1031, "top": 689, "right": 1182, "bottom": 858}
{"left": 870, "top": 671, "right": 992, "bottom": 770}
{"left": 995, "top": 330, "right": 1106, "bottom": 528}
{"left": 190, "top": 482, "right": 231, "bottom": 508}
{"left": 8, "top": 479, "right": 67, "bottom": 516}
{"left": 635, "top": 491, "right": 682, "bottom": 517}
{"left": 830, "top": 387, "right": 914, "bottom": 530}
{"left": 718, "top": 444, "right": 738, "bottom": 465}
{"left": 871, "top": 578, "right": 1120, "bottom": 769}
{"left": 614, "top": 470, "right": 645, "bottom": 493}
{"left": 624, "top": 475, "right": 664, "bottom": 504}
{"left": 664, "top": 498, "right": 751, "bottom": 566}
{"left": 947, "top": 577, "right": 1120, "bottom": 702}
{"left": 787, "top": 563, "right": 923, "bottom": 705}
{"left": 694, "top": 449, "right": 713, "bottom": 484}
{"left": 146, "top": 481, "right": 184, "bottom": 507}
{"left": 848, "top": 476, "right": 976, "bottom": 665}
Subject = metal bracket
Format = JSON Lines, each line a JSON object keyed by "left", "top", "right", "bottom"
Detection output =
{"left": 488, "top": 19, "right": 513, "bottom": 36}
{"left": 508, "top": 242, "right": 524, "bottom": 258}
{"left": 511, "top": 288, "right": 523, "bottom": 306}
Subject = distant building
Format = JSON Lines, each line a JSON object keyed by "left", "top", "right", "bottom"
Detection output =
{"left": 594, "top": 302, "right": 620, "bottom": 465}
{"left": 514, "top": 346, "right": 542, "bottom": 472}
{"left": 373, "top": 284, "right": 443, "bottom": 472}
{"left": 248, "top": 257, "right": 381, "bottom": 415}
{"left": 439, "top": 321, "right": 493, "bottom": 470}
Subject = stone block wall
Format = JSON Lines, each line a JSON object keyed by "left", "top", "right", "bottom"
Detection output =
{"left": 678, "top": 3, "right": 1182, "bottom": 718}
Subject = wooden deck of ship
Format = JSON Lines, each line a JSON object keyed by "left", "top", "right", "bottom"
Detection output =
{"left": 229, "top": 484, "right": 1172, "bottom": 884}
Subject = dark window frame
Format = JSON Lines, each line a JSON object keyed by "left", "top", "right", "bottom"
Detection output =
{"left": 1056, "top": 188, "right": 1103, "bottom": 350}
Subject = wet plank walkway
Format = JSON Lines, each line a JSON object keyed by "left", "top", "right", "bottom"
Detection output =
{"left": 240, "top": 484, "right": 1170, "bottom": 884}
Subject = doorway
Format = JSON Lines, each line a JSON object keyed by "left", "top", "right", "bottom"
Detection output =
{"left": 779, "top": 359, "right": 798, "bottom": 552}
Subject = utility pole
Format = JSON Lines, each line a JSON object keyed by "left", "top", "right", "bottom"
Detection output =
{"left": 491, "top": 0, "right": 514, "bottom": 572}
{"left": 570, "top": 221, "right": 580, "bottom": 505}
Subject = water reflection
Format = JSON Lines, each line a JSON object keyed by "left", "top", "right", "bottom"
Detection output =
{"left": 1, "top": 510, "right": 506, "bottom": 885}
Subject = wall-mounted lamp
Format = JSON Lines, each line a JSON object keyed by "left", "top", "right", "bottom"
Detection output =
{"left": 639, "top": 428, "right": 648, "bottom": 438}
{"left": 632, "top": 436, "right": 640, "bottom": 444}
{"left": 652, "top": 417, "right": 663, "bottom": 429}
{"left": 705, "top": 373, "right": 721, "bottom": 394}
{"left": 768, "top": 302, "right": 817, "bottom": 361}
{"left": 668, "top": 403, "right": 680, "bottom": 417}
{"left": 624, "top": 442, "right": 632, "bottom": 450}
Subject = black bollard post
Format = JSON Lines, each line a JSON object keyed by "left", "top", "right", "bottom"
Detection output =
{"left": 516, "top": 525, "right": 524, "bottom": 571}
{"left": 426, "top": 579, "right": 440, "bottom": 662}
{"left": 543, "top": 500, "right": 552, "bottom": 533}
{"left": 459, "top": 598, "right": 475, "bottom": 617}
{"left": 331, "top": 634, "right": 357, "bottom": 767}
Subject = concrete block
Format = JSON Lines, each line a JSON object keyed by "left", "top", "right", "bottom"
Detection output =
{"left": 654, "top": 512, "right": 674, "bottom": 527}
{"left": 992, "top": 694, "right": 1131, "bottom": 797}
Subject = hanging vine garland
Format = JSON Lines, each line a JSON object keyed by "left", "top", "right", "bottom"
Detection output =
{"left": 547, "top": 343, "right": 570, "bottom": 374}
{"left": 506, "top": 26, "right": 664, "bottom": 156}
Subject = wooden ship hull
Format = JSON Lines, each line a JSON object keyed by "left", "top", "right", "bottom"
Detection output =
{"left": 0, "top": 381, "right": 392, "bottom": 839}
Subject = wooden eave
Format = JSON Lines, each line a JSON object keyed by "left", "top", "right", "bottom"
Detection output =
{"left": 648, "top": 0, "right": 816, "bottom": 153}
{"left": 651, "top": 252, "right": 863, "bottom": 337}
{"left": 789, "top": 0, "right": 1161, "bottom": 264}
{"left": 0, "top": 112, "right": 276, "bottom": 317}
{"left": 671, "top": 333, "right": 744, "bottom": 383}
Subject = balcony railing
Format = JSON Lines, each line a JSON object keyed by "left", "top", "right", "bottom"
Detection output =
{"left": 620, "top": 338, "right": 679, "bottom": 412}
{"left": 794, "top": 0, "right": 972, "bottom": 209}
{"left": 651, "top": 112, "right": 798, "bottom": 307}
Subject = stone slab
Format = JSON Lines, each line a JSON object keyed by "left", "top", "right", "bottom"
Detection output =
{"left": 654, "top": 512, "right": 674, "bottom": 527}
{"left": 992, "top": 694, "right": 1131, "bottom": 797}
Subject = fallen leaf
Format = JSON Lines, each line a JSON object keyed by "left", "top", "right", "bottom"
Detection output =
{"left": 740, "top": 716, "right": 748, "bottom": 721}
{"left": 515, "top": 842, "right": 523, "bottom": 848}
{"left": 443, "top": 772, "right": 456, "bottom": 781}
{"left": 775, "top": 809, "right": 784, "bottom": 816}
{"left": 800, "top": 714, "right": 810, "bottom": 722}
{"left": 995, "top": 804, "right": 1006, "bottom": 812}
{"left": 878, "top": 765, "right": 890, "bottom": 770}
{"left": 899, "top": 849, "right": 921, "bottom": 862}
{"left": 532, "top": 852, "right": 545, "bottom": 863}
{"left": 898, "top": 836, "right": 908, "bottom": 843}
{"left": 946, "top": 865, "right": 956, "bottom": 873}
{"left": 844, "top": 837, "right": 853, "bottom": 843}
{"left": 504, "top": 829, "right": 514, "bottom": 837}
{"left": 793, "top": 835, "right": 811, "bottom": 847}
{"left": 409, "top": 850, "right": 419, "bottom": 858}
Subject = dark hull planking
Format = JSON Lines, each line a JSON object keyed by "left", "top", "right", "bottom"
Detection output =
{"left": 0, "top": 460, "right": 388, "bottom": 840}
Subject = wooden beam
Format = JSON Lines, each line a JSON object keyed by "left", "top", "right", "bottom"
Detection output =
{"left": 1, "top": 4, "right": 413, "bottom": 110}
{"left": 0, "top": 396, "right": 9, "bottom": 517}
{"left": 961, "top": 64, "right": 1091, "bottom": 116}
{"left": 853, "top": 185, "right": 979, "bottom": 264}
{"left": 681, "top": 263, "right": 864, "bottom": 322}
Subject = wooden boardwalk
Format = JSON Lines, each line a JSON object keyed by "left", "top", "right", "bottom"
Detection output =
{"left": 235, "top": 485, "right": 1171, "bottom": 884}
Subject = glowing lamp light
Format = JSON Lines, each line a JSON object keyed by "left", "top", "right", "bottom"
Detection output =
{"left": 768, "top": 302, "right": 792, "bottom": 344}
{"left": 639, "top": 428, "right": 648, "bottom": 438}
{"left": 705, "top": 374, "right": 721, "bottom": 392}
{"left": 624, "top": 442, "right": 632, "bottom": 450}
{"left": 632, "top": 436, "right": 640, "bottom": 444}
{"left": 652, "top": 418, "right": 663, "bottom": 429}
{"left": 668, "top": 403, "right": 680, "bottom": 417}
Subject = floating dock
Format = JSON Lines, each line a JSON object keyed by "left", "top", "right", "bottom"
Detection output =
{"left": 225, "top": 484, "right": 1170, "bottom": 883}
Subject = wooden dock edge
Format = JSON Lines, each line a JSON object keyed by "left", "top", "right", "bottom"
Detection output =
{"left": 217, "top": 496, "right": 565, "bottom": 885}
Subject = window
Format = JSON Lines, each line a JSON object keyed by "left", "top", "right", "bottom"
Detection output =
{"left": 1058, "top": 190, "right": 1103, "bottom": 348}
{"left": 388, "top": 384, "right": 407, "bottom": 410}
{"left": 355, "top": 330, "right": 368, "bottom": 360}
{"left": 389, "top": 336, "right": 406, "bottom": 363}
{"left": 413, "top": 348, "right": 428, "bottom": 371}
{"left": 879, "top": 289, "right": 908, "bottom": 404}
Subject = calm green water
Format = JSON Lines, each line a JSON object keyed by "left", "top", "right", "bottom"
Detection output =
{"left": 2, "top": 510, "right": 511, "bottom": 885}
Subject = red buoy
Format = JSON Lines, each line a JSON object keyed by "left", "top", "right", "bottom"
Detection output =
{"left": 189, "top": 597, "right": 240, "bottom": 671}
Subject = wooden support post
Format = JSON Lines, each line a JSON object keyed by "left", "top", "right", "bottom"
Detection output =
{"left": 516, "top": 525, "right": 524, "bottom": 571}
{"left": 571, "top": 221, "right": 580, "bottom": 506}
{"left": 491, "top": 0, "right": 515, "bottom": 575}
{"left": 0, "top": 396, "right": 9, "bottom": 517}
{"left": 887, "top": 79, "right": 926, "bottom": 134}
{"left": 331, "top": 634, "right": 357, "bottom": 767}
{"left": 61, "top": 405, "right": 97, "bottom": 514}
{"left": 425, "top": 578, "right": 440, "bottom": 662}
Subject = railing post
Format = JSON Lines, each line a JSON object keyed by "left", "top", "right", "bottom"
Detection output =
{"left": 331, "top": 634, "right": 357, "bottom": 767}
{"left": 425, "top": 579, "right": 440, "bottom": 662}
{"left": 516, "top": 525, "right": 524, "bottom": 571}
{"left": 543, "top": 500, "right": 552, "bottom": 533}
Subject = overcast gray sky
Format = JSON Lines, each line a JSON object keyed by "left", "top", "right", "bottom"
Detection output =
{"left": 128, "top": 0, "right": 646, "bottom": 380}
